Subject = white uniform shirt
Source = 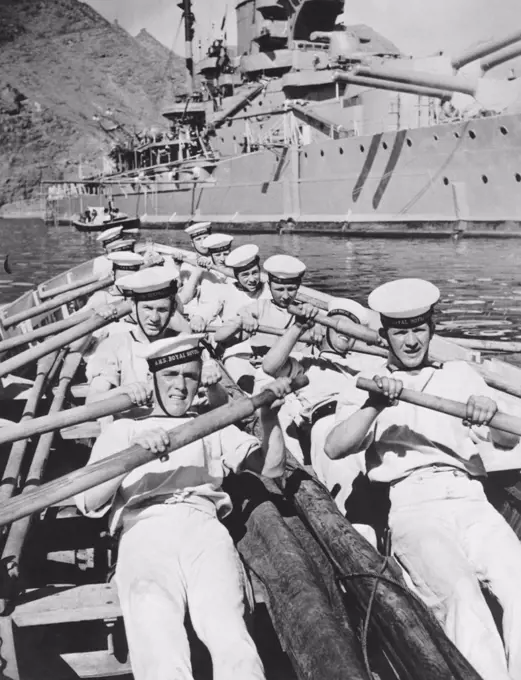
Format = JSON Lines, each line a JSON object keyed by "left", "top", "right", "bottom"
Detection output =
{"left": 92, "top": 255, "right": 113, "bottom": 280}
{"left": 339, "top": 361, "right": 504, "bottom": 483}
{"left": 284, "top": 350, "right": 387, "bottom": 422}
{"left": 75, "top": 416, "right": 260, "bottom": 533}
{"left": 182, "top": 264, "right": 227, "bottom": 320}
{"left": 86, "top": 327, "right": 163, "bottom": 386}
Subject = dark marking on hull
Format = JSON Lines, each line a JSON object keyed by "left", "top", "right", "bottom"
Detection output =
{"left": 352, "top": 133, "right": 382, "bottom": 203}
{"left": 372, "top": 129, "right": 407, "bottom": 210}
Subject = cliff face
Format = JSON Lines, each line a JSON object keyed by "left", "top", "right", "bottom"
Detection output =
{"left": 0, "top": 0, "right": 186, "bottom": 206}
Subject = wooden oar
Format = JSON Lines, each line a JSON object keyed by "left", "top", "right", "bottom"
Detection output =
{"left": 1, "top": 276, "right": 113, "bottom": 329}
{"left": 287, "top": 302, "right": 383, "bottom": 346}
{"left": 0, "top": 310, "right": 92, "bottom": 355}
{"left": 0, "top": 389, "right": 138, "bottom": 447}
{"left": 0, "top": 375, "right": 308, "bottom": 529}
{"left": 207, "top": 323, "right": 314, "bottom": 345}
{"left": 37, "top": 274, "right": 101, "bottom": 301}
{"left": 356, "top": 376, "right": 521, "bottom": 437}
{"left": 0, "top": 301, "right": 131, "bottom": 380}
{"left": 0, "top": 351, "right": 61, "bottom": 506}
{"left": 1, "top": 337, "right": 90, "bottom": 566}
{"left": 449, "top": 337, "right": 521, "bottom": 353}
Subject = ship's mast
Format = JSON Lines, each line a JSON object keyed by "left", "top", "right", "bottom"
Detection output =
{"left": 178, "top": 0, "right": 195, "bottom": 95}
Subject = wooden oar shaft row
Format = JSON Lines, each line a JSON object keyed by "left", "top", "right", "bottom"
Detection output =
{"left": 356, "top": 377, "right": 521, "bottom": 437}
{"left": 0, "top": 390, "right": 135, "bottom": 447}
{"left": 0, "top": 301, "right": 132, "bottom": 380}
{"left": 1, "top": 276, "right": 113, "bottom": 329}
{"left": 0, "top": 375, "right": 308, "bottom": 528}
{"left": 38, "top": 274, "right": 101, "bottom": 301}
{"left": 0, "top": 310, "right": 91, "bottom": 355}
{"left": 207, "top": 323, "right": 314, "bottom": 344}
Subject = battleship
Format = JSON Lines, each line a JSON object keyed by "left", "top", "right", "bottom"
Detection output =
{"left": 46, "top": 0, "right": 521, "bottom": 236}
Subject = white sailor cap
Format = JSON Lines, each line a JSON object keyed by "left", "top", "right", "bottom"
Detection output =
{"left": 117, "top": 267, "right": 178, "bottom": 300}
{"left": 263, "top": 254, "right": 306, "bottom": 284}
{"left": 106, "top": 251, "right": 144, "bottom": 272}
{"left": 327, "top": 298, "right": 369, "bottom": 326}
{"left": 368, "top": 278, "right": 440, "bottom": 328}
{"left": 106, "top": 237, "right": 136, "bottom": 253}
{"left": 96, "top": 226, "right": 123, "bottom": 246}
{"left": 203, "top": 233, "right": 234, "bottom": 254}
{"left": 141, "top": 333, "right": 204, "bottom": 373}
{"left": 225, "top": 244, "right": 259, "bottom": 271}
{"left": 185, "top": 222, "right": 212, "bottom": 238}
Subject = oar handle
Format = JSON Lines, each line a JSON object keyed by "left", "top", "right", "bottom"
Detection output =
{"left": 0, "top": 301, "right": 132, "bottom": 379}
{"left": 207, "top": 323, "right": 313, "bottom": 344}
{"left": 0, "top": 374, "right": 309, "bottom": 528}
{"left": 356, "top": 377, "right": 521, "bottom": 437}
{"left": 1, "top": 277, "right": 113, "bottom": 329}
{"left": 152, "top": 244, "right": 235, "bottom": 279}
{"left": 287, "top": 303, "right": 382, "bottom": 346}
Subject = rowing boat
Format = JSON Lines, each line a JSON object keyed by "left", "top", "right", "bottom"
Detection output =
{"left": 0, "top": 239, "right": 519, "bottom": 679}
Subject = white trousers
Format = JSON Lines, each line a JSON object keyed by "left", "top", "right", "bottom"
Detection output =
{"left": 115, "top": 504, "right": 265, "bottom": 680}
{"left": 310, "top": 415, "right": 377, "bottom": 548}
{"left": 389, "top": 468, "right": 521, "bottom": 680}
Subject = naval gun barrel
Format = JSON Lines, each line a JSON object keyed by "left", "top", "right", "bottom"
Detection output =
{"left": 451, "top": 29, "right": 521, "bottom": 70}
{"left": 334, "top": 72, "right": 452, "bottom": 99}
{"left": 481, "top": 41, "right": 521, "bottom": 73}
{"left": 356, "top": 64, "right": 477, "bottom": 97}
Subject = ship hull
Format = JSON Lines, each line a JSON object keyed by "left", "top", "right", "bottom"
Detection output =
{"left": 47, "top": 112, "right": 521, "bottom": 237}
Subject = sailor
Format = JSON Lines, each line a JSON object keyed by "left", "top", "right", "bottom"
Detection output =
{"left": 201, "top": 245, "right": 271, "bottom": 392}
{"left": 261, "top": 297, "right": 385, "bottom": 469}
{"left": 325, "top": 278, "right": 521, "bottom": 680}
{"left": 85, "top": 267, "right": 197, "bottom": 408}
{"left": 215, "top": 255, "right": 321, "bottom": 392}
{"left": 84, "top": 251, "right": 144, "bottom": 313}
{"left": 92, "top": 227, "right": 126, "bottom": 279}
{"left": 185, "top": 233, "right": 233, "bottom": 327}
{"left": 76, "top": 334, "right": 292, "bottom": 680}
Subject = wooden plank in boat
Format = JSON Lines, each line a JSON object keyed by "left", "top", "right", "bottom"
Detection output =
{"left": 13, "top": 583, "right": 121, "bottom": 627}
{"left": 60, "top": 650, "right": 131, "bottom": 678}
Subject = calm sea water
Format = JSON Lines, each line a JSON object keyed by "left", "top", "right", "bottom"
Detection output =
{"left": 0, "top": 218, "right": 519, "bottom": 342}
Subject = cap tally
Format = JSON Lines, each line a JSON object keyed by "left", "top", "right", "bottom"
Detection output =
{"left": 225, "top": 244, "right": 260, "bottom": 272}
{"left": 107, "top": 251, "right": 144, "bottom": 272}
{"left": 117, "top": 267, "right": 178, "bottom": 301}
{"left": 142, "top": 334, "right": 204, "bottom": 373}
{"left": 368, "top": 279, "right": 440, "bottom": 329}
{"left": 185, "top": 222, "right": 212, "bottom": 238}
{"left": 264, "top": 254, "right": 306, "bottom": 285}
{"left": 327, "top": 298, "right": 369, "bottom": 326}
{"left": 97, "top": 226, "right": 123, "bottom": 246}
{"left": 203, "top": 233, "right": 234, "bottom": 254}
{"left": 106, "top": 238, "right": 136, "bottom": 253}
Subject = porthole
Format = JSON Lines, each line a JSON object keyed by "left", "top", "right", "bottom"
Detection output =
{"left": 469, "top": 130, "right": 476, "bottom": 139}
{"left": 320, "top": 150, "right": 324, "bottom": 157}
{"left": 481, "top": 175, "right": 488, "bottom": 184}
{"left": 304, "top": 152, "right": 308, "bottom": 158}
{"left": 406, "top": 138, "right": 412, "bottom": 147}
{"left": 360, "top": 144, "right": 365, "bottom": 152}
{"left": 382, "top": 141, "right": 388, "bottom": 150}
{"left": 433, "top": 134, "right": 439, "bottom": 141}
{"left": 454, "top": 131, "right": 460, "bottom": 139}
{"left": 516, "top": 173, "right": 521, "bottom": 182}
{"left": 443, "top": 177, "right": 449, "bottom": 186}
{"left": 339, "top": 147, "right": 344, "bottom": 155}
{"left": 500, "top": 126, "right": 508, "bottom": 135}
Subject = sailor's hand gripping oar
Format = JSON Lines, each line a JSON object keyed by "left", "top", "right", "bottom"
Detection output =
{"left": 356, "top": 376, "right": 521, "bottom": 437}
{"left": 0, "top": 374, "right": 309, "bottom": 529}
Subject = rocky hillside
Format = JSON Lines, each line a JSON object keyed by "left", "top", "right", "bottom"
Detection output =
{"left": 0, "top": 0, "right": 186, "bottom": 207}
